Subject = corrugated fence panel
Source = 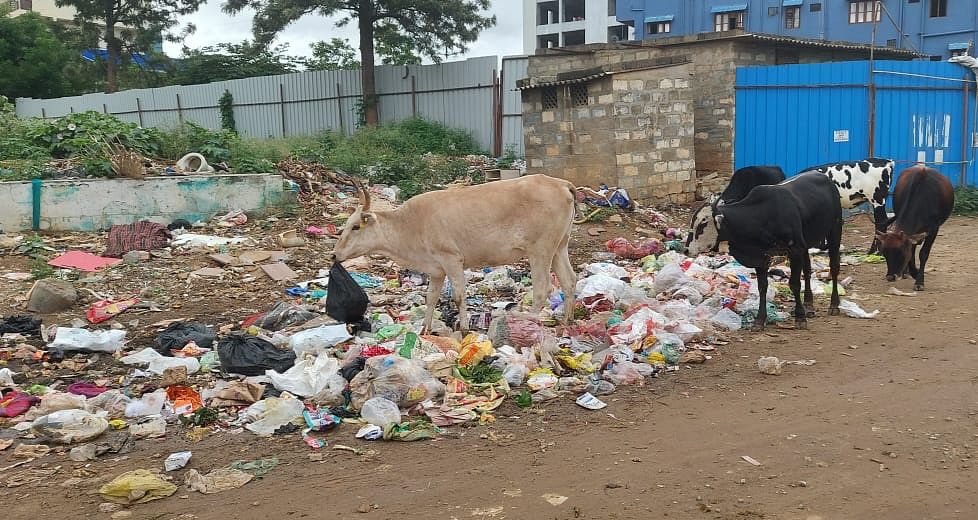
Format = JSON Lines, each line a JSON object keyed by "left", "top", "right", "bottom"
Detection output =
{"left": 13, "top": 57, "right": 502, "bottom": 150}
{"left": 501, "top": 56, "right": 528, "bottom": 156}
{"left": 737, "top": 59, "right": 977, "bottom": 188}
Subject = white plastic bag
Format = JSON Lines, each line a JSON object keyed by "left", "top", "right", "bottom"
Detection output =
{"left": 125, "top": 389, "right": 166, "bottom": 417}
{"left": 165, "top": 451, "right": 192, "bottom": 472}
{"left": 360, "top": 397, "right": 401, "bottom": 428}
{"left": 50, "top": 327, "right": 126, "bottom": 353}
{"left": 31, "top": 409, "right": 109, "bottom": 444}
{"left": 265, "top": 354, "right": 346, "bottom": 404}
{"left": 121, "top": 347, "right": 200, "bottom": 375}
{"left": 585, "top": 262, "right": 628, "bottom": 279}
{"left": 130, "top": 414, "right": 166, "bottom": 439}
{"left": 0, "top": 367, "right": 15, "bottom": 386}
{"left": 710, "top": 308, "right": 742, "bottom": 331}
{"left": 288, "top": 325, "right": 352, "bottom": 357}
{"left": 576, "top": 273, "right": 629, "bottom": 301}
{"left": 651, "top": 263, "right": 689, "bottom": 296}
{"left": 244, "top": 396, "right": 304, "bottom": 436}
{"left": 87, "top": 390, "right": 132, "bottom": 419}
{"left": 170, "top": 234, "right": 254, "bottom": 248}
{"left": 34, "top": 392, "right": 88, "bottom": 416}
{"left": 838, "top": 299, "right": 879, "bottom": 319}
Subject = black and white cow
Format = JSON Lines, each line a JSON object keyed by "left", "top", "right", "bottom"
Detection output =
{"left": 799, "top": 158, "right": 895, "bottom": 253}
{"left": 718, "top": 166, "right": 786, "bottom": 204}
{"left": 686, "top": 172, "right": 842, "bottom": 330}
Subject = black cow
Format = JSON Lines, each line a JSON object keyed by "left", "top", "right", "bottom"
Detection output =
{"left": 877, "top": 166, "right": 954, "bottom": 291}
{"left": 718, "top": 166, "right": 786, "bottom": 204}
{"left": 686, "top": 172, "right": 842, "bottom": 330}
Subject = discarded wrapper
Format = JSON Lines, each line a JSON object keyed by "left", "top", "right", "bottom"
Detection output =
{"left": 576, "top": 392, "right": 607, "bottom": 410}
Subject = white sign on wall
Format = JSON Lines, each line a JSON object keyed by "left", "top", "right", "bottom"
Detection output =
{"left": 833, "top": 130, "right": 849, "bottom": 143}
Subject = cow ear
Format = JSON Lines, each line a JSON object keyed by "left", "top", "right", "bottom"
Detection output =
{"left": 908, "top": 232, "right": 927, "bottom": 245}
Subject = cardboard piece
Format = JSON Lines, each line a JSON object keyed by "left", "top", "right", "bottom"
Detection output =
{"left": 260, "top": 263, "right": 298, "bottom": 281}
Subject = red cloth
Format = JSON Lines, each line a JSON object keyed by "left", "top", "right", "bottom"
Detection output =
{"left": 104, "top": 221, "right": 172, "bottom": 258}
{"left": 0, "top": 391, "right": 39, "bottom": 418}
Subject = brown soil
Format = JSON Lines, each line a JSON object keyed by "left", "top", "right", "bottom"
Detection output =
{"left": 2, "top": 215, "right": 977, "bottom": 520}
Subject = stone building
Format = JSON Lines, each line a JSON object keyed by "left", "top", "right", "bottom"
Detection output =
{"left": 520, "top": 30, "right": 917, "bottom": 201}
{"left": 518, "top": 56, "right": 697, "bottom": 202}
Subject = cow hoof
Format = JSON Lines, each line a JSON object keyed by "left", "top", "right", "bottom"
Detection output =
{"left": 885, "top": 275, "right": 896, "bottom": 282}
{"left": 914, "top": 284, "right": 925, "bottom": 291}
{"left": 828, "top": 307, "right": 840, "bottom": 316}
{"left": 806, "top": 309, "right": 816, "bottom": 318}
{"left": 795, "top": 320, "right": 808, "bottom": 330}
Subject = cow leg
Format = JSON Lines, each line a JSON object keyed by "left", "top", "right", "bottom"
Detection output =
{"left": 788, "top": 252, "right": 807, "bottom": 329}
{"left": 529, "top": 257, "right": 552, "bottom": 318}
{"left": 752, "top": 260, "right": 770, "bottom": 332}
{"left": 422, "top": 274, "right": 445, "bottom": 334}
{"left": 551, "top": 242, "right": 577, "bottom": 325}
{"left": 827, "top": 219, "right": 842, "bottom": 316}
{"left": 906, "top": 244, "right": 919, "bottom": 279}
{"left": 868, "top": 203, "right": 888, "bottom": 254}
{"left": 802, "top": 252, "right": 815, "bottom": 318}
{"left": 444, "top": 262, "right": 468, "bottom": 332}
{"left": 913, "top": 231, "right": 937, "bottom": 291}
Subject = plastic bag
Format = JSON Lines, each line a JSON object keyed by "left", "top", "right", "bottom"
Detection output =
{"left": 246, "top": 302, "right": 318, "bottom": 332}
{"left": 129, "top": 415, "right": 166, "bottom": 439}
{"left": 710, "top": 308, "right": 743, "bottom": 331}
{"left": 120, "top": 347, "right": 201, "bottom": 375}
{"left": 360, "top": 397, "right": 401, "bottom": 427}
{"left": 99, "top": 469, "right": 177, "bottom": 504}
{"left": 288, "top": 325, "right": 352, "bottom": 357}
{"left": 244, "top": 396, "right": 304, "bottom": 436}
{"left": 606, "top": 237, "right": 664, "bottom": 259}
{"left": 87, "top": 390, "right": 131, "bottom": 419}
{"left": 585, "top": 262, "right": 628, "bottom": 279}
{"left": 49, "top": 327, "right": 125, "bottom": 353}
{"left": 325, "top": 262, "right": 370, "bottom": 324}
{"left": 0, "top": 390, "right": 39, "bottom": 418}
{"left": 86, "top": 298, "right": 139, "bottom": 324}
{"left": 154, "top": 322, "right": 216, "bottom": 355}
{"left": 32, "top": 409, "right": 109, "bottom": 444}
{"left": 217, "top": 333, "right": 296, "bottom": 376}
{"left": 349, "top": 355, "right": 445, "bottom": 410}
{"left": 487, "top": 313, "right": 549, "bottom": 350}
{"left": 603, "top": 361, "right": 646, "bottom": 386}
{"left": 576, "top": 273, "right": 628, "bottom": 302}
{"left": 265, "top": 354, "right": 346, "bottom": 405}
{"left": 651, "top": 263, "right": 689, "bottom": 296}
{"left": 0, "top": 315, "right": 41, "bottom": 334}
{"left": 34, "top": 392, "right": 87, "bottom": 416}
{"left": 838, "top": 299, "right": 879, "bottom": 319}
{"left": 165, "top": 451, "right": 192, "bottom": 472}
{"left": 125, "top": 389, "right": 166, "bottom": 417}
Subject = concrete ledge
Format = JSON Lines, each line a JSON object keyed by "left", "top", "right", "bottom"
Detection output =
{"left": 0, "top": 173, "right": 293, "bottom": 232}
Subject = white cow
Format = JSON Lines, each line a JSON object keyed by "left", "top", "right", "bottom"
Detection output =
{"left": 332, "top": 175, "right": 578, "bottom": 333}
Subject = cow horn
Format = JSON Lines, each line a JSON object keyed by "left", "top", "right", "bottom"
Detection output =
{"left": 353, "top": 178, "right": 371, "bottom": 211}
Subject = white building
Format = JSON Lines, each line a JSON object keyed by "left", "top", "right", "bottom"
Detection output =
{"left": 6, "top": 0, "right": 78, "bottom": 24}
{"left": 522, "top": 0, "right": 634, "bottom": 53}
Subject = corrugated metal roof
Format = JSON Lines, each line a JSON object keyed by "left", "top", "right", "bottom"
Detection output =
{"left": 516, "top": 72, "right": 608, "bottom": 90}
{"left": 738, "top": 33, "right": 920, "bottom": 56}
{"left": 712, "top": 4, "right": 748, "bottom": 14}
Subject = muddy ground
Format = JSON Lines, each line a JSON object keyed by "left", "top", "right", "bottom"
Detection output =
{"left": 2, "top": 214, "right": 977, "bottom": 520}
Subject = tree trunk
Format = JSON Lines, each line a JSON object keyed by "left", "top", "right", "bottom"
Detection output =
{"left": 358, "top": 1, "right": 379, "bottom": 126}
{"left": 104, "top": 8, "right": 118, "bottom": 93}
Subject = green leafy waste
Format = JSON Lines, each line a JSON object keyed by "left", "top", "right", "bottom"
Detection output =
{"left": 457, "top": 363, "right": 502, "bottom": 385}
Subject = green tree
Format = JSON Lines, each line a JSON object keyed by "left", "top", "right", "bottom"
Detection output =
{"left": 305, "top": 38, "right": 360, "bottom": 71}
{"left": 0, "top": 11, "right": 80, "bottom": 100}
{"left": 173, "top": 41, "right": 301, "bottom": 85}
{"left": 55, "top": 0, "right": 204, "bottom": 93}
{"left": 222, "top": 0, "right": 495, "bottom": 125}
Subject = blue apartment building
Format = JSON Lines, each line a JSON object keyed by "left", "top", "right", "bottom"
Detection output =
{"left": 616, "top": 0, "right": 978, "bottom": 59}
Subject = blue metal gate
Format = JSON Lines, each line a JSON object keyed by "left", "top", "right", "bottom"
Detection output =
{"left": 735, "top": 60, "right": 977, "bottom": 188}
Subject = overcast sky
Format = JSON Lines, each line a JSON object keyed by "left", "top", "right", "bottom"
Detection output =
{"left": 165, "top": 2, "right": 524, "bottom": 61}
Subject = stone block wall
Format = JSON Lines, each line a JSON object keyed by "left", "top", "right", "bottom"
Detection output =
{"left": 523, "top": 64, "right": 697, "bottom": 203}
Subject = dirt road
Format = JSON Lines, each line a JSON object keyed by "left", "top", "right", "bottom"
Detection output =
{"left": 4, "top": 218, "right": 978, "bottom": 520}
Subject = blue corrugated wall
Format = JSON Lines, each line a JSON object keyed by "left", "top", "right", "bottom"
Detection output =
{"left": 735, "top": 60, "right": 977, "bottom": 188}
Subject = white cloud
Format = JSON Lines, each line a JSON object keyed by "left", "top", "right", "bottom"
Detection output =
{"left": 165, "top": 2, "right": 524, "bottom": 61}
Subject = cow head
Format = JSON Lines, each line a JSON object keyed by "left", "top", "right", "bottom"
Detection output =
{"left": 876, "top": 230, "right": 927, "bottom": 281}
{"left": 685, "top": 195, "right": 723, "bottom": 256}
{"left": 333, "top": 180, "right": 383, "bottom": 262}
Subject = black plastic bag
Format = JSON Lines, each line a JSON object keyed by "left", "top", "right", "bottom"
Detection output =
{"left": 154, "top": 322, "right": 216, "bottom": 355}
{"left": 217, "top": 333, "right": 296, "bottom": 376}
{"left": 0, "top": 315, "right": 41, "bottom": 335}
{"left": 251, "top": 302, "right": 318, "bottom": 332}
{"left": 325, "top": 262, "right": 369, "bottom": 324}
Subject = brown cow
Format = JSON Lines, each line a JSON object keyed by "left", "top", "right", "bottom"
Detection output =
{"left": 876, "top": 166, "right": 954, "bottom": 291}
{"left": 332, "top": 175, "right": 578, "bottom": 333}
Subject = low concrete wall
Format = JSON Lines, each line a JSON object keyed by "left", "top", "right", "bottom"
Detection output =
{"left": 0, "top": 174, "right": 292, "bottom": 232}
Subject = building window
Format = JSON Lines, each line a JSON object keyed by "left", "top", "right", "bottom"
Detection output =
{"left": 542, "top": 87, "right": 558, "bottom": 110}
{"left": 768, "top": 6, "right": 779, "bottom": 16}
{"left": 886, "top": 38, "right": 897, "bottom": 47}
{"left": 950, "top": 48, "right": 968, "bottom": 57}
{"left": 930, "top": 0, "right": 947, "bottom": 18}
{"left": 563, "top": 0, "right": 585, "bottom": 22}
{"left": 810, "top": 3, "right": 822, "bottom": 12}
{"left": 608, "top": 25, "right": 628, "bottom": 42}
{"left": 784, "top": 6, "right": 801, "bottom": 28}
{"left": 570, "top": 84, "right": 589, "bottom": 107}
{"left": 849, "top": 1, "right": 881, "bottom": 24}
{"left": 7, "top": 0, "right": 17, "bottom": 9}
{"left": 714, "top": 11, "right": 745, "bottom": 32}
{"left": 646, "top": 21, "right": 671, "bottom": 34}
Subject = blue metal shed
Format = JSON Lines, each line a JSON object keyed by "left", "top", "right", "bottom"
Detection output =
{"left": 735, "top": 60, "right": 978, "bottom": 189}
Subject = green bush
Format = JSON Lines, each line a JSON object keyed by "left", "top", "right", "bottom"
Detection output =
{"left": 159, "top": 122, "right": 236, "bottom": 163}
{"left": 26, "top": 111, "right": 163, "bottom": 158}
{"left": 954, "top": 186, "right": 978, "bottom": 215}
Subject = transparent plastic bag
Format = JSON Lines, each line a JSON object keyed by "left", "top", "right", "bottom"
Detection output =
{"left": 125, "top": 389, "right": 166, "bottom": 417}
{"left": 710, "top": 308, "right": 743, "bottom": 331}
{"left": 265, "top": 354, "right": 346, "bottom": 405}
{"left": 289, "top": 325, "right": 352, "bottom": 357}
{"left": 360, "top": 397, "right": 401, "bottom": 427}
{"left": 34, "top": 392, "right": 87, "bottom": 416}
{"left": 244, "top": 396, "right": 304, "bottom": 436}
{"left": 129, "top": 414, "right": 166, "bottom": 439}
{"left": 49, "top": 327, "right": 125, "bottom": 353}
{"left": 87, "top": 390, "right": 132, "bottom": 419}
{"left": 350, "top": 355, "right": 444, "bottom": 410}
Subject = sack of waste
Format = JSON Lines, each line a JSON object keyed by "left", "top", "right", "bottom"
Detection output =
{"left": 31, "top": 409, "right": 109, "bottom": 444}
{"left": 217, "top": 333, "right": 296, "bottom": 376}
{"left": 350, "top": 355, "right": 444, "bottom": 410}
